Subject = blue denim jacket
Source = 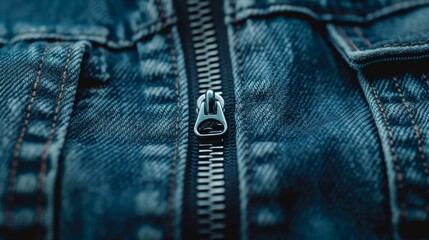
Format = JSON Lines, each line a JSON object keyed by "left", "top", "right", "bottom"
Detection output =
{"left": 0, "top": 0, "right": 429, "bottom": 239}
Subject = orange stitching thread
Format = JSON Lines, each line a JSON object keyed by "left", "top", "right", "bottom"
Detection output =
{"left": 336, "top": 26, "right": 360, "bottom": 51}
{"left": 340, "top": 26, "right": 428, "bottom": 50}
{"left": 353, "top": 26, "right": 372, "bottom": 47}
{"left": 5, "top": 46, "right": 49, "bottom": 226}
{"left": 155, "top": 0, "right": 179, "bottom": 239}
{"left": 370, "top": 82, "right": 407, "bottom": 219}
{"left": 392, "top": 76, "right": 429, "bottom": 214}
{"left": 383, "top": 40, "right": 429, "bottom": 48}
{"left": 35, "top": 45, "right": 73, "bottom": 225}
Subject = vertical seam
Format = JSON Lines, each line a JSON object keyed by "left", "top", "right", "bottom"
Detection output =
{"left": 336, "top": 26, "right": 360, "bottom": 51}
{"left": 5, "top": 45, "right": 49, "bottom": 227}
{"left": 370, "top": 82, "right": 407, "bottom": 219}
{"left": 230, "top": 0, "right": 252, "bottom": 239}
{"left": 35, "top": 45, "right": 73, "bottom": 227}
{"left": 353, "top": 26, "right": 372, "bottom": 47}
{"left": 155, "top": 0, "right": 180, "bottom": 239}
{"left": 392, "top": 76, "right": 429, "bottom": 214}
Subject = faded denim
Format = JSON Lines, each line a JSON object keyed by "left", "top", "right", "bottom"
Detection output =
{"left": 0, "top": 0, "right": 429, "bottom": 239}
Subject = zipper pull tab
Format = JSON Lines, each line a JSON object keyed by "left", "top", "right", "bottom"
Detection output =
{"left": 194, "top": 90, "right": 228, "bottom": 138}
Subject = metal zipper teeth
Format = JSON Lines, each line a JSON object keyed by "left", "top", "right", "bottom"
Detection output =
{"left": 187, "top": 0, "right": 226, "bottom": 239}
{"left": 188, "top": 0, "right": 223, "bottom": 95}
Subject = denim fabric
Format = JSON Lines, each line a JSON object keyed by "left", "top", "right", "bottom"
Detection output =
{"left": 358, "top": 66, "right": 429, "bottom": 240}
{"left": 59, "top": 27, "right": 189, "bottom": 239}
{"left": 326, "top": 5, "right": 429, "bottom": 239}
{"left": 227, "top": 11, "right": 391, "bottom": 240}
{"left": 226, "top": 0, "right": 429, "bottom": 239}
{"left": 0, "top": 1, "right": 189, "bottom": 239}
{"left": 0, "top": 42, "right": 87, "bottom": 238}
{"left": 0, "top": 0, "right": 175, "bottom": 48}
{"left": 0, "top": 0, "right": 429, "bottom": 239}
{"left": 225, "top": 0, "right": 429, "bottom": 23}
{"left": 327, "top": 6, "right": 429, "bottom": 67}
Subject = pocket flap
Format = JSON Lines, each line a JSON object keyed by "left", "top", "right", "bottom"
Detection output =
{"left": 327, "top": 6, "right": 429, "bottom": 68}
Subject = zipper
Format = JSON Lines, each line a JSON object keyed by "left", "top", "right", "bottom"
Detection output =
{"left": 194, "top": 90, "right": 227, "bottom": 137}
{"left": 176, "top": 0, "right": 239, "bottom": 239}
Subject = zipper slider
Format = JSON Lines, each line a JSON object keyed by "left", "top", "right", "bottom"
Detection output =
{"left": 194, "top": 90, "right": 227, "bottom": 138}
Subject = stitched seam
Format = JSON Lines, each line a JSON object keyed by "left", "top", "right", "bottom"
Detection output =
{"left": 5, "top": 46, "right": 49, "bottom": 227}
{"left": 13, "top": 31, "right": 107, "bottom": 38}
{"left": 383, "top": 40, "right": 429, "bottom": 48}
{"left": 336, "top": 26, "right": 360, "bottom": 51}
{"left": 2, "top": 19, "right": 176, "bottom": 49}
{"left": 35, "top": 45, "right": 73, "bottom": 227}
{"left": 235, "top": 0, "right": 429, "bottom": 19}
{"left": 353, "top": 26, "right": 372, "bottom": 47}
{"left": 155, "top": 0, "right": 179, "bottom": 239}
{"left": 340, "top": 26, "right": 429, "bottom": 51}
{"left": 370, "top": 82, "right": 407, "bottom": 219}
{"left": 392, "top": 76, "right": 429, "bottom": 214}
{"left": 4, "top": 15, "right": 175, "bottom": 39}
{"left": 231, "top": 0, "right": 252, "bottom": 238}
{"left": 9, "top": 19, "right": 169, "bottom": 40}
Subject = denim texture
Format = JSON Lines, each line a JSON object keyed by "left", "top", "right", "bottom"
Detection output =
{"left": 57, "top": 2, "right": 189, "bottom": 239}
{"left": 226, "top": 0, "right": 429, "bottom": 239}
{"left": 0, "top": 1, "right": 189, "bottom": 239}
{"left": 358, "top": 66, "right": 429, "bottom": 240}
{"left": 0, "top": 42, "right": 87, "bottom": 239}
{"left": 326, "top": 5, "right": 429, "bottom": 238}
{"left": 0, "top": 0, "right": 429, "bottom": 239}
{"left": 227, "top": 9, "right": 390, "bottom": 240}
{"left": 327, "top": 6, "right": 429, "bottom": 67}
{"left": 225, "top": 0, "right": 429, "bottom": 23}
{"left": 0, "top": 0, "right": 175, "bottom": 48}
{"left": 60, "top": 28, "right": 188, "bottom": 240}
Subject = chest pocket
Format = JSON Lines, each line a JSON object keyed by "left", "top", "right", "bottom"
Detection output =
{"left": 0, "top": 41, "right": 88, "bottom": 238}
{"left": 327, "top": 5, "right": 429, "bottom": 240}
